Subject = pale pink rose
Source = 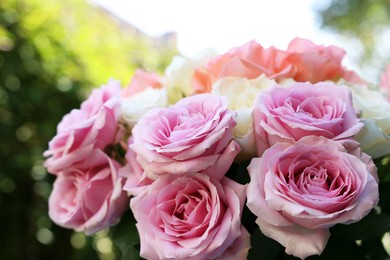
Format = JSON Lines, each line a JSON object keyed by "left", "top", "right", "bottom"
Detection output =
{"left": 130, "top": 172, "right": 250, "bottom": 260}
{"left": 219, "top": 226, "right": 251, "bottom": 260}
{"left": 253, "top": 82, "right": 363, "bottom": 155}
{"left": 247, "top": 136, "right": 379, "bottom": 259}
{"left": 192, "top": 40, "right": 293, "bottom": 93}
{"left": 380, "top": 64, "right": 390, "bottom": 99}
{"left": 48, "top": 149, "right": 129, "bottom": 235}
{"left": 119, "top": 137, "right": 153, "bottom": 196}
{"left": 131, "top": 94, "right": 240, "bottom": 180}
{"left": 44, "top": 80, "right": 121, "bottom": 174}
{"left": 122, "top": 69, "right": 162, "bottom": 98}
{"left": 121, "top": 70, "right": 167, "bottom": 127}
{"left": 286, "top": 37, "right": 363, "bottom": 84}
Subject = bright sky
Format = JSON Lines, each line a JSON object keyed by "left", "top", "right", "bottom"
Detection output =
{"left": 91, "top": 0, "right": 339, "bottom": 57}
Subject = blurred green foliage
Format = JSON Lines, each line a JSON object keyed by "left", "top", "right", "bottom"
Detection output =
{"left": 315, "top": 0, "right": 390, "bottom": 80}
{"left": 0, "top": 0, "right": 176, "bottom": 259}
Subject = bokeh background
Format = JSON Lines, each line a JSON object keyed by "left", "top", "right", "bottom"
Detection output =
{"left": 1, "top": 0, "right": 390, "bottom": 259}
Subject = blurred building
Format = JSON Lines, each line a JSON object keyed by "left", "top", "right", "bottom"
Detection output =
{"left": 92, "top": 1, "right": 177, "bottom": 52}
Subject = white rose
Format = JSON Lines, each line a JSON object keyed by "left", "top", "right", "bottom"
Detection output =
{"left": 351, "top": 84, "right": 390, "bottom": 158}
{"left": 121, "top": 87, "right": 168, "bottom": 127}
{"left": 212, "top": 75, "right": 275, "bottom": 160}
{"left": 165, "top": 49, "right": 217, "bottom": 104}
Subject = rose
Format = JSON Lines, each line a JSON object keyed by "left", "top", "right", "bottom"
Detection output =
{"left": 131, "top": 93, "right": 240, "bottom": 180}
{"left": 211, "top": 75, "right": 275, "bottom": 160}
{"left": 48, "top": 149, "right": 129, "bottom": 235}
{"left": 119, "top": 137, "right": 153, "bottom": 196}
{"left": 350, "top": 84, "right": 390, "bottom": 158}
{"left": 192, "top": 38, "right": 361, "bottom": 94}
{"left": 192, "top": 40, "right": 293, "bottom": 94}
{"left": 130, "top": 172, "right": 250, "bottom": 260}
{"left": 121, "top": 87, "right": 167, "bottom": 127}
{"left": 253, "top": 82, "right": 363, "bottom": 155}
{"left": 246, "top": 136, "right": 379, "bottom": 259}
{"left": 122, "top": 69, "right": 162, "bottom": 97}
{"left": 380, "top": 64, "right": 390, "bottom": 99}
{"left": 43, "top": 80, "right": 121, "bottom": 174}
{"left": 286, "top": 37, "right": 363, "bottom": 84}
{"left": 121, "top": 69, "right": 167, "bottom": 127}
{"left": 165, "top": 49, "right": 217, "bottom": 104}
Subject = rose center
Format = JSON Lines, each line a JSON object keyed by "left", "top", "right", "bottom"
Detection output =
{"left": 285, "top": 156, "right": 347, "bottom": 198}
{"left": 298, "top": 166, "right": 330, "bottom": 191}
{"left": 286, "top": 97, "right": 328, "bottom": 120}
{"left": 174, "top": 193, "right": 201, "bottom": 220}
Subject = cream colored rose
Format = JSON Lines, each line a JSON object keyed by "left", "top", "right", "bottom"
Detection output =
{"left": 165, "top": 49, "right": 217, "bottom": 104}
{"left": 121, "top": 87, "right": 168, "bottom": 127}
{"left": 212, "top": 75, "right": 275, "bottom": 160}
{"left": 351, "top": 84, "right": 390, "bottom": 158}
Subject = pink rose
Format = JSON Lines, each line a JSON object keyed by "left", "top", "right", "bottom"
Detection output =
{"left": 48, "top": 149, "right": 129, "bottom": 235}
{"left": 44, "top": 80, "right": 121, "bottom": 174}
{"left": 286, "top": 37, "right": 363, "bottom": 83}
{"left": 246, "top": 136, "right": 379, "bottom": 259}
{"left": 253, "top": 82, "right": 363, "bottom": 155}
{"left": 130, "top": 172, "right": 250, "bottom": 259}
{"left": 122, "top": 69, "right": 162, "bottom": 98}
{"left": 119, "top": 137, "right": 153, "bottom": 196}
{"left": 131, "top": 93, "right": 240, "bottom": 180}
{"left": 380, "top": 64, "right": 390, "bottom": 100}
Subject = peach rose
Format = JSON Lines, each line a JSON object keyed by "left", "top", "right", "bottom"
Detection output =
{"left": 192, "top": 38, "right": 363, "bottom": 94}
{"left": 192, "top": 40, "right": 292, "bottom": 93}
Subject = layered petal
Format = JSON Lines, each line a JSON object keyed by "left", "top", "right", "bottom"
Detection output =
{"left": 247, "top": 136, "right": 379, "bottom": 259}
{"left": 253, "top": 82, "right": 363, "bottom": 156}
{"left": 48, "top": 149, "right": 129, "bottom": 235}
{"left": 130, "top": 173, "right": 249, "bottom": 259}
{"left": 131, "top": 93, "right": 239, "bottom": 181}
{"left": 44, "top": 80, "right": 121, "bottom": 174}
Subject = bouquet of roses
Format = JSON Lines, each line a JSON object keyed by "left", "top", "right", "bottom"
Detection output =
{"left": 43, "top": 37, "right": 390, "bottom": 259}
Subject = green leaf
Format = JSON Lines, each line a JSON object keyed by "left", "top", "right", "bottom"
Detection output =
{"left": 376, "top": 156, "right": 390, "bottom": 183}
{"left": 110, "top": 209, "right": 143, "bottom": 260}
